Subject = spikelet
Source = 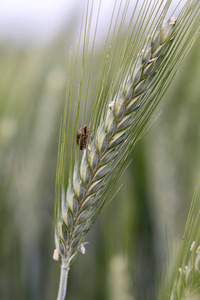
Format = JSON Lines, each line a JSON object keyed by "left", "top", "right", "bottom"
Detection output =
{"left": 170, "top": 242, "right": 200, "bottom": 300}
{"left": 55, "top": 17, "right": 176, "bottom": 267}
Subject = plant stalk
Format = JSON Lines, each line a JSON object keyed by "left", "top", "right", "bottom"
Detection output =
{"left": 57, "top": 259, "right": 70, "bottom": 300}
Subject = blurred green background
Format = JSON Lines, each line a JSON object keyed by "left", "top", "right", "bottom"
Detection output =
{"left": 0, "top": 4, "right": 200, "bottom": 300}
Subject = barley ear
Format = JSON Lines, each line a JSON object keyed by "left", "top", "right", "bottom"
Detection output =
{"left": 54, "top": 1, "right": 200, "bottom": 299}
{"left": 56, "top": 16, "right": 176, "bottom": 269}
{"left": 158, "top": 183, "right": 200, "bottom": 300}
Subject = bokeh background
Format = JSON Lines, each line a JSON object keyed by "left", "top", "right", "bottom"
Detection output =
{"left": 0, "top": 1, "right": 200, "bottom": 300}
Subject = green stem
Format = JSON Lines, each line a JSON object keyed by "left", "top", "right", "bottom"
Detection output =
{"left": 57, "top": 259, "right": 70, "bottom": 300}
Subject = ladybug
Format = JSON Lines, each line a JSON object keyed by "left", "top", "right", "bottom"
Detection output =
{"left": 77, "top": 125, "right": 89, "bottom": 150}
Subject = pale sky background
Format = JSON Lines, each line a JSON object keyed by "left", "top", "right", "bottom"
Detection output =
{"left": 0, "top": 0, "right": 122, "bottom": 46}
{"left": 0, "top": 0, "right": 187, "bottom": 47}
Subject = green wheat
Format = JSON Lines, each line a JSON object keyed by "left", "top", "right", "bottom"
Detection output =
{"left": 53, "top": 1, "right": 200, "bottom": 299}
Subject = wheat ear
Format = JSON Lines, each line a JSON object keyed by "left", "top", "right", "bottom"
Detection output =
{"left": 171, "top": 243, "right": 200, "bottom": 300}
{"left": 54, "top": 17, "right": 176, "bottom": 268}
{"left": 169, "top": 185, "right": 200, "bottom": 300}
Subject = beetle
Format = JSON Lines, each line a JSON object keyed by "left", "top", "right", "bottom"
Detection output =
{"left": 77, "top": 125, "right": 90, "bottom": 150}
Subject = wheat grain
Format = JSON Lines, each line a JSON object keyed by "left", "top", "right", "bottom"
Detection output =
{"left": 55, "top": 17, "right": 176, "bottom": 268}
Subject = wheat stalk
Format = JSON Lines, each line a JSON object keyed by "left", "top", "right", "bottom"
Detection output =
{"left": 54, "top": 17, "right": 176, "bottom": 269}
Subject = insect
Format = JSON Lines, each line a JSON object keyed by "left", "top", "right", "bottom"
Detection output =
{"left": 77, "top": 125, "right": 90, "bottom": 150}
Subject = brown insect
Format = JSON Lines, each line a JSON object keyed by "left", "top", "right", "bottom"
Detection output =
{"left": 77, "top": 125, "right": 90, "bottom": 150}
